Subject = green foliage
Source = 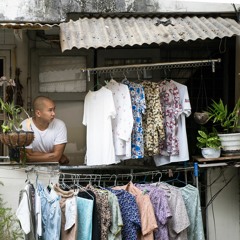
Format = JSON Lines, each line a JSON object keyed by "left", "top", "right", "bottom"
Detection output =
{"left": 0, "top": 182, "right": 23, "bottom": 240}
{"left": 196, "top": 127, "right": 221, "bottom": 149}
{"left": 0, "top": 98, "right": 30, "bottom": 133}
{"left": 207, "top": 98, "right": 240, "bottom": 133}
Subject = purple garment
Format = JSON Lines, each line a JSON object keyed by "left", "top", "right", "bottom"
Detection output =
{"left": 135, "top": 184, "right": 172, "bottom": 240}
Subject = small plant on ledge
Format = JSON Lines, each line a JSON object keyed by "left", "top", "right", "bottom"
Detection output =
{"left": 196, "top": 126, "right": 221, "bottom": 158}
{"left": 0, "top": 98, "right": 34, "bottom": 164}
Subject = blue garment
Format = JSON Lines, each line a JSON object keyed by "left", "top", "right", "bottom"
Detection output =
{"left": 180, "top": 184, "right": 205, "bottom": 240}
{"left": 122, "top": 79, "right": 146, "bottom": 158}
{"left": 37, "top": 183, "right": 61, "bottom": 240}
{"left": 76, "top": 196, "right": 94, "bottom": 240}
{"left": 108, "top": 188, "right": 141, "bottom": 240}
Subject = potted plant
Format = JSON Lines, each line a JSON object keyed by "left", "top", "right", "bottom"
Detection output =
{"left": 196, "top": 126, "right": 221, "bottom": 158}
{"left": 206, "top": 98, "right": 240, "bottom": 155}
{"left": 0, "top": 98, "right": 34, "bottom": 163}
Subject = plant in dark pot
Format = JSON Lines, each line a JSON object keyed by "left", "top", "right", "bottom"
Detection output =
{"left": 206, "top": 98, "right": 240, "bottom": 156}
{"left": 0, "top": 98, "right": 34, "bottom": 163}
{"left": 196, "top": 126, "right": 221, "bottom": 158}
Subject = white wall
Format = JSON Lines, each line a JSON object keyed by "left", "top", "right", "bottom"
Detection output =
{"left": 206, "top": 167, "right": 240, "bottom": 240}
{"left": 0, "top": 166, "right": 59, "bottom": 212}
{"left": 236, "top": 36, "right": 240, "bottom": 101}
{"left": 0, "top": 0, "right": 238, "bottom": 22}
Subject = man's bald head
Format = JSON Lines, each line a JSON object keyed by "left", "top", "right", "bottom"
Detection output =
{"left": 33, "top": 96, "right": 54, "bottom": 112}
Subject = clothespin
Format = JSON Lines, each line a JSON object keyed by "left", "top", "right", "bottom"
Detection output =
{"left": 168, "top": 169, "right": 173, "bottom": 178}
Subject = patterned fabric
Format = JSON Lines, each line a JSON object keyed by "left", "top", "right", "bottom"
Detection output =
{"left": 107, "top": 191, "right": 123, "bottom": 240}
{"left": 86, "top": 185, "right": 111, "bottom": 240}
{"left": 141, "top": 81, "right": 165, "bottom": 156}
{"left": 135, "top": 184, "right": 172, "bottom": 240}
{"left": 159, "top": 80, "right": 182, "bottom": 156}
{"left": 113, "top": 182, "right": 157, "bottom": 240}
{"left": 105, "top": 79, "right": 134, "bottom": 161}
{"left": 108, "top": 188, "right": 141, "bottom": 240}
{"left": 179, "top": 185, "right": 205, "bottom": 240}
{"left": 122, "top": 79, "right": 146, "bottom": 159}
{"left": 157, "top": 183, "right": 190, "bottom": 240}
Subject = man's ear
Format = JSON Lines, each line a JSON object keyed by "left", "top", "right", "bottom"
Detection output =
{"left": 36, "top": 110, "right": 41, "bottom": 117}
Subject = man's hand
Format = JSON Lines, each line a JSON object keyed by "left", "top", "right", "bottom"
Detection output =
{"left": 59, "top": 154, "right": 69, "bottom": 165}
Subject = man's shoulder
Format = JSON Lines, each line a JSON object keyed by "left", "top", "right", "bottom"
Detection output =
{"left": 52, "top": 118, "right": 66, "bottom": 127}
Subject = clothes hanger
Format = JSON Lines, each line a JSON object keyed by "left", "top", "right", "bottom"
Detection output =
{"left": 25, "top": 171, "right": 31, "bottom": 184}
{"left": 155, "top": 172, "right": 163, "bottom": 186}
{"left": 163, "top": 68, "right": 171, "bottom": 81}
{"left": 123, "top": 72, "right": 127, "bottom": 81}
{"left": 93, "top": 73, "right": 103, "bottom": 90}
{"left": 74, "top": 175, "right": 94, "bottom": 200}
{"left": 165, "top": 172, "right": 187, "bottom": 186}
{"left": 59, "top": 173, "right": 71, "bottom": 190}
{"left": 109, "top": 174, "right": 118, "bottom": 187}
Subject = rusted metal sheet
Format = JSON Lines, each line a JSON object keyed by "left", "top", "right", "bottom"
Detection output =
{"left": 59, "top": 16, "right": 240, "bottom": 51}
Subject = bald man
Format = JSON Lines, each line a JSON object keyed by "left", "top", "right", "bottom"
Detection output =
{"left": 21, "top": 96, "right": 69, "bottom": 164}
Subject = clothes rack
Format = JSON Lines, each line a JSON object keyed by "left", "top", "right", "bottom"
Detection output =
{"left": 81, "top": 58, "right": 221, "bottom": 81}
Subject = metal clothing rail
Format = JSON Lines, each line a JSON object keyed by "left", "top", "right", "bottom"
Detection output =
{"left": 59, "top": 167, "right": 194, "bottom": 179}
{"left": 81, "top": 58, "right": 221, "bottom": 81}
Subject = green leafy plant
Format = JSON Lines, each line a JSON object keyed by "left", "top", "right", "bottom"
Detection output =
{"left": 196, "top": 127, "right": 221, "bottom": 149}
{"left": 206, "top": 98, "right": 240, "bottom": 133}
{"left": 0, "top": 182, "right": 24, "bottom": 240}
{"left": 0, "top": 98, "right": 30, "bottom": 133}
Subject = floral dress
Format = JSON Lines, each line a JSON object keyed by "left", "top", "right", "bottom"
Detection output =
{"left": 122, "top": 79, "right": 146, "bottom": 159}
{"left": 141, "top": 81, "right": 165, "bottom": 156}
{"left": 159, "top": 80, "right": 182, "bottom": 156}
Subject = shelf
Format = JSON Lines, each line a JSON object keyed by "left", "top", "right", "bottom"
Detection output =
{"left": 192, "top": 155, "right": 240, "bottom": 163}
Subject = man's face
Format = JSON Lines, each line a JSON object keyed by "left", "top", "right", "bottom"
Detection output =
{"left": 38, "top": 100, "right": 56, "bottom": 123}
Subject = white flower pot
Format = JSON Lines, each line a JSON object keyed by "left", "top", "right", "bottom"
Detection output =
{"left": 201, "top": 148, "right": 221, "bottom": 159}
{"left": 218, "top": 133, "right": 240, "bottom": 156}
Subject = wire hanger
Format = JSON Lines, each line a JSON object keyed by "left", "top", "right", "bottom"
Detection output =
{"left": 165, "top": 172, "right": 187, "bottom": 186}
{"left": 123, "top": 72, "right": 127, "bottom": 81}
{"left": 93, "top": 73, "right": 103, "bottom": 90}
{"left": 74, "top": 175, "right": 94, "bottom": 200}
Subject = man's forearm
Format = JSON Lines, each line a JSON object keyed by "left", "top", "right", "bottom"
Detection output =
{"left": 26, "top": 151, "right": 60, "bottom": 162}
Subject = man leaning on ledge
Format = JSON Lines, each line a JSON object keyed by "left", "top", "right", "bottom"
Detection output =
{"left": 21, "top": 96, "right": 69, "bottom": 164}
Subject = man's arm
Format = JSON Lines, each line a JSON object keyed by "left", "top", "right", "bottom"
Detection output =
{"left": 25, "top": 143, "right": 67, "bottom": 163}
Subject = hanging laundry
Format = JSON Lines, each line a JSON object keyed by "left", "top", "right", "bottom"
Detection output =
{"left": 141, "top": 81, "right": 165, "bottom": 157}
{"left": 113, "top": 181, "right": 158, "bottom": 240}
{"left": 122, "top": 79, "right": 146, "bottom": 159}
{"left": 179, "top": 184, "right": 205, "bottom": 240}
{"left": 159, "top": 80, "right": 182, "bottom": 156}
{"left": 154, "top": 80, "right": 191, "bottom": 166}
{"left": 83, "top": 87, "right": 116, "bottom": 166}
{"left": 135, "top": 183, "right": 172, "bottom": 240}
{"left": 105, "top": 79, "right": 134, "bottom": 161}
{"left": 152, "top": 182, "right": 190, "bottom": 240}
{"left": 16, "top": 183, "right": 36, "bottom": 240}
{"left": 108, "top": 188, "right": 141, "bottom": 240}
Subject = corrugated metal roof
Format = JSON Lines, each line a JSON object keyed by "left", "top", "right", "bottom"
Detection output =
{"left": 0, "top": 22, "right": 59, "bottom": 30}
{"left": 59, "top": 16, "right": 240, "bottom": 51}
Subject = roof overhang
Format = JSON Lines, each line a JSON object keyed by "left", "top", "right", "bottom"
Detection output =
{"left": 0, "top": 22, "right": 59, "bottom": 30}
{"left": 59, "top": 16, "right": 240, "bottom": 51}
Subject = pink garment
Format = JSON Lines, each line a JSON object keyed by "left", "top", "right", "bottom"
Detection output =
{"left": 159, "top": 80, "right": 182, "bottom": 156}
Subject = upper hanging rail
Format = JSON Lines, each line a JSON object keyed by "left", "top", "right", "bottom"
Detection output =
{"left": 81, "top": 58, "right": 221, "bottom": 81}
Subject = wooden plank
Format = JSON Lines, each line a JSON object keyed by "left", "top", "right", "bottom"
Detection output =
{"left": 192, "top": 155, "right": 240, "bottom": 163}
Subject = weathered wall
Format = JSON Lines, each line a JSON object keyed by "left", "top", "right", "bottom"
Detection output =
{"left": 0, "top": 0, "right": 238, "bottom": 22}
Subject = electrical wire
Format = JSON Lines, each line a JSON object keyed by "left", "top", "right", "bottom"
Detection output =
{"left": 205, "top": 173, "right": 237, "bottom": 209}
